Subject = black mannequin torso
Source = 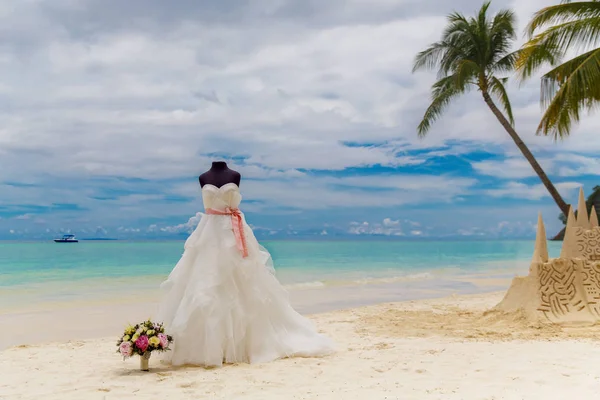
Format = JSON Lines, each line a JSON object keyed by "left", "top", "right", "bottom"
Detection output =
{"left": 199, "top": 161, "right": 241, "bottom": 188}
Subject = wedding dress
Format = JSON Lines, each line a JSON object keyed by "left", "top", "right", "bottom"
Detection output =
{"left": 156, "top": 183, "right": 335, "bottom": 367}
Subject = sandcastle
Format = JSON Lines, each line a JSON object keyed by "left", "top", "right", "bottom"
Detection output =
{"left": 495, "top": 188, "right": 600, "bottom": 324}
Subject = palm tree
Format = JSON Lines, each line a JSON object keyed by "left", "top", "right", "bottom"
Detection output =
{"left": 553, "top": 184, "right": 600, "bottom": 239}
{"left": 412, "top": 2, "right": 570, "bottom": 217}
{"left": 516, "top": 0, "right": 600, "bottom": 139}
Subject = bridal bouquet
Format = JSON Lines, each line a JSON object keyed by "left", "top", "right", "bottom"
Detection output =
{"left": 116, "top": 319, "right": 173, "bottom": 370}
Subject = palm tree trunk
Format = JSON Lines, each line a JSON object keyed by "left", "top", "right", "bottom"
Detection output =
{"left": 481, "top": 91, "right": 571, "bottom": 216}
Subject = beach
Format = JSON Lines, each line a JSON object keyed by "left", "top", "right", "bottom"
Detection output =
{"left": 0, "top": 240, "right": 538, "bottom": 350}
{"left": 4, "top": 239, "right": 600, "bottom": 399}
{"left": 4, "top": 291, "right": 600, "bottom": 399}
{"left": 4, "top": 0, "right": 600, "bottom": 395}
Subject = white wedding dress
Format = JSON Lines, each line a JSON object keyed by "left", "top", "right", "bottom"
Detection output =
{"left": 156, "top": 183, "right": 334, "bottom": 367}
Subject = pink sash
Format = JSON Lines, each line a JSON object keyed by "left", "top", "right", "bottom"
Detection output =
{"left": 205, "top": 207, "right": 249, "bottom": 258}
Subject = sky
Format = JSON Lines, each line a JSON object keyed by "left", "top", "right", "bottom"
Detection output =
{"left": 1, "top": 0, "right": 599, "bottom": 240}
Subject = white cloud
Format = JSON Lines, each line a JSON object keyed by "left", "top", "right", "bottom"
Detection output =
{"left": 2, "top": 0, "right": 598, "bottom": 187}
{"left": 238, "top": 174, "right": 476, "bottom": 210}
{"left": 117, "top": 227, "right": 141, "bottom": 233}
{"left": 486, "top": 181, "right": 581, "bottom": 200}
{"left": 383, "top": 218, "right": 400, "bottom": 227}
{"left": 159, "top": 212, "right": 204, "bottom": 233}
{"left": 348, "top": 218, "right": 422, "bottom": 236}
{"left": 472, "top": 158, "right": 549, "bottom": 179}
{"left": 457, "top": 227, "right": 485, "bottom": 237}
{"left": 554, "top": 154, "right": 600, "bottom": 177}
{"left": 472, "top": 153, "right": 600, "bottom": 180}
{"left": 94, "top": 226, "right": 108, "bottom": 235}
{"left": 456, "top": 219, "right": 536, "bottom": 238}
{"left": 1, "top": 0, "right": 598, "bottom": 238}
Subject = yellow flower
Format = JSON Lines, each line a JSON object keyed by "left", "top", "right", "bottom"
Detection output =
{"left": 123, "top": 335, "right": 130, "bottom": 342}
{"left": 141, "top": 326, "right": 148, "bottom": 332}
{"left": 149, "top": 336, "right": 161, "bottom": 347}
{"left": 125, "top": 325, "right": 135, "bottom": 335}
{"left": 132, "top": 334, "right": 139, "bottom": 342}
{"left": 147, "top": 330, "right": 155, "bottom": 336}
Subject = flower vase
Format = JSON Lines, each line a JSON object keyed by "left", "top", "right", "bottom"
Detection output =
{"left": 140, "top": 352, "right": 151, "bottom": 371}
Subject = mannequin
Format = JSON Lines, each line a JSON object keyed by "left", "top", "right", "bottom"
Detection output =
{"left": 199, "top": 161, "right": 241, "bottom": 188}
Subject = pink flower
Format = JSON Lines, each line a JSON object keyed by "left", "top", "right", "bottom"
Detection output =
{"left": 119, "top": 341, "right": 133, "bottom": 358}
{"left": 135, "top": 335, "right": 149, "bottom": 353}
{"left": 158, "top": 333, "right": 169, "bottom": 349}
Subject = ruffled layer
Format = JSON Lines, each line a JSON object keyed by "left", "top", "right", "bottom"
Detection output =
{"left": 155, "top": 213, "right": 334, "bottom": 367}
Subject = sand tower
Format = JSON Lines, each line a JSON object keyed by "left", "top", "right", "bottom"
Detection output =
{"left": 495, "top": 188, "right": 600, "bottom": 324}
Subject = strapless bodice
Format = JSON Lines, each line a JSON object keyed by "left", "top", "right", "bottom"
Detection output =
{"left": 201, "top": 183, "right": 242, "bottom": 211}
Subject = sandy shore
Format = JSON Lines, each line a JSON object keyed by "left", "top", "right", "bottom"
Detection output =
{"left": 3, "top": 291, "right": 600, "bottom": 399}
{"left": 0, "top": 273, "right": 510, "bottom": 351}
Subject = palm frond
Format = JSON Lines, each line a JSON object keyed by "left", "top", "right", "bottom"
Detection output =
{"left": 477, "top": 2, "right": 492, "bottom": 64}
{"left": 490, "top": 9, "right": 517, "bottom": 62}
{"left": 453, "top": 59, "right": 482, "bottom": 90}
{"left": 478, "top": 1, "right": 492, "bottom": 27}
{"left": 413, "top": 41, "right": 452, "bottom": 72}
{"left": 417, "top": 75, "right": 465, "bottom": 137}
{"left": 489, "top": 76, "right": 515, "bottom": 125}
{"left": 528, "top": 17, "right": 600, "bottom": 57}
{"left": 527, "top": 1, "right": 600, "bottom": 37}
{"left": 491, "top": 8, "right": 517, "bottom": 37}
{"left": 494, "top": 50, "right": 519, "bottom": 74}
{"left": 437, "top": 14, "right": 476, "bottom": 76}
{"left": 541, "top": 47, "right": 600, "bottom": 104}
{"left": 412, "top": 1, "right": 570, "bottom": 215}
{"left": 514, "top": 38, "right": 563, "bottom": 81}
{"left": 413, "top": 2, "right": 518, "bottom": 135}
{"left": 537, "top": 47, "right": 600, "bottom": 138}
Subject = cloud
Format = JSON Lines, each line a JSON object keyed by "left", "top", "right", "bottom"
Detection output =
{"left": 456, "top": 227, "right": 485, "bottom": 237}
{"left": 1, "top": 0, "right": 598, "bottom": 239}
{"left": 472, "top": 158, "right": 547, "bottom": 179}
{"left": 348, "top": 218, "right": 423, "bottom": 236}
{"left": 456, "top": 220, "right": 536, "bottom": 238}
{"left": 158, "top": 212, "right": 204, "bottom": 234}
{"left": 4, "top": 0, "right": 596, "bottom": 184}
{"left": 349, "top": 221, "right": 402, "bottom": 236}
{"left": 472, "top": 153, "right": 600, "bottom": 180}
{"left": 236, "top": 173, "right": 477, "bottom": 211}
{"left": 117, "top": 227, "right": 141, "bottom": 233}
{"left": 383, "top": 218, "right": 400, "bottom": 227}
{"left": 554, "top": 154, "right": 600, "bottom": 177}
{"left": 486, "top": 181, "right": 581, "bottom": 200}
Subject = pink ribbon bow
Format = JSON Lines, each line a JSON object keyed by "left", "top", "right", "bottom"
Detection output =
{"left": 205, "top": 207, "right": 249, "bottom": 258}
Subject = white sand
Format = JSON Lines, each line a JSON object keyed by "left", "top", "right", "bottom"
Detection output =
{"left": 3, "top": 291, "right": 600, "bottom": 399}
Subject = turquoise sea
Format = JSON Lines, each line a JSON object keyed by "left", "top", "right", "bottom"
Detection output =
{"left": 0, "top": 240, "right": 561, "bottom": 313}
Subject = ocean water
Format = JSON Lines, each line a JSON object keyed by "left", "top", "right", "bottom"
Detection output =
{"left": 0, "top": 240, "right": 561, "bottom": 313}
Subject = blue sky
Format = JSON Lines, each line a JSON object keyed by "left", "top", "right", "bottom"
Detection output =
{"left": 1, "top": 0, "right": 599, "bottom": 240}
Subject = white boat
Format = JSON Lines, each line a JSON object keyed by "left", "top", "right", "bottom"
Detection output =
{"left": 54, "top": 234, "right": 79, "bottom": 243}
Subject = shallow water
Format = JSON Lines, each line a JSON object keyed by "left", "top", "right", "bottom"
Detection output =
{"left": 0, "top": 240, "right": 560, "bottom": 313}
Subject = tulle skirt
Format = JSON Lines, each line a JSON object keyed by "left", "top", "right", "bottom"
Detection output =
{"left": 155, "top": 213, "right": 335, "bottom": 367}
